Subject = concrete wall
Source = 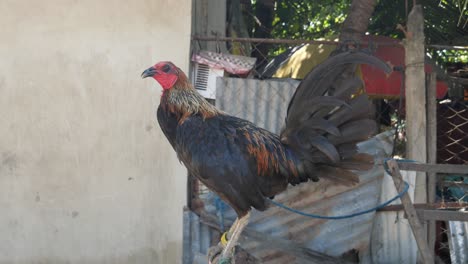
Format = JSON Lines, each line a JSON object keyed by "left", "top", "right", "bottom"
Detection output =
{"left": 0, "top": 0, "right": 190, "bottom": 263}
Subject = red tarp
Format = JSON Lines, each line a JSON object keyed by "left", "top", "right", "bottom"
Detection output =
{"left": 360, "top": 36, "right": 448, "bottom": 99}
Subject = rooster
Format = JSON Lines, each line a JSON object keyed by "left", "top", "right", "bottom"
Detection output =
{"left": 142, "top": 51, "right": 391, "bottom": 261}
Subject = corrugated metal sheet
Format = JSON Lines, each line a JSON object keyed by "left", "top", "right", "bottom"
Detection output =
{"left": 183, "top": 210, "right": 212, "bottom": 264}
{"left": 367, "top": 169, "right": 418, "bottom": 264}
{"left": 448, "top": 220, "right": 468, "bottom": 264}
{"left": 216, "top": 77, "right": 299, "bottom": 134}
{"left": 199, "top": 131, "right": 394, "bottom": 263}
{"left": 182, "top": 77, "right": 426, "bottom": 263}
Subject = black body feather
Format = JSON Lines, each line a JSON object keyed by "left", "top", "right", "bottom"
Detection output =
{"left": 156, "top": 51, "right": 392, "bottom": 217}
{"left": 158, "top": 110, "right": 297, "bottom": 215}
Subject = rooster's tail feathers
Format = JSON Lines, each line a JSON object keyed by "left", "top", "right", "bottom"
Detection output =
{"left": 281, "top": 51, "right": 391, "bottom": 186}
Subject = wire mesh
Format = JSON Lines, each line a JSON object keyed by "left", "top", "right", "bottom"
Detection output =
{"left": 433, "top": 98, "right": 468, "bottom": 263}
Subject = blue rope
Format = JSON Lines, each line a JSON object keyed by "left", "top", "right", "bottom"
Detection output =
{"left": 270, "top": 182, "right": 409, "bottom": 220}
{"left": 269, "top": 159, "right": 413, "bottom": 220}
{"left": 270, "top": 181, "right": 409, "bottom": 220}
{"left": 215, "top": 196, "right": 226, "bottom": 231}
{"left": 218, "top": 257, "right": 232, "bottom": 264}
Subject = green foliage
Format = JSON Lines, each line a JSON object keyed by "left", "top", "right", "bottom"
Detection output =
{"left": 422, "top": 0, "right": 468, "bottom": 64}
{"left": 369, "top": 0, "right": 468, "bottom": 44}
{"left": 429, "top": 49, "right": 468, "bottom": 64}
{"left": 244, "top": 0, "right": 468, "bottom": 64}
{"left": 250, "top": 0, "right": 350, "bottom": 40}
{"left": 427, "top": 0, "right": 468, "bottom": 43}
{"left": 367, "top": 0, "right": 406, "bottom": 38}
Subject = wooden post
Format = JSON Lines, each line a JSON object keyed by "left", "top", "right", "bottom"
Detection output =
{"left": 192, "top": 0, "right": 227, "bottom": 52}
{"left": 405, "top": 5, "right": 427, "bottom": 204}
{"left": 426, "top": 73, "right": 437, "bottom": 253}
{"left": 386, "top": 160, "right": 435, "bottom": 264}
{"left": 426, "top": 73, "right": 437, "bottom": 202}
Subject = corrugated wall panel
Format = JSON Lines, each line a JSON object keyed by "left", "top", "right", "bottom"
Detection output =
{"left": 216, "top": 78, "right": 299, "bottom": 134}
{"left": 448, "top": 221, "right": 468, "bottom": 264}
{"left": 366, "top": 170, "right": 418, "bottom": 264}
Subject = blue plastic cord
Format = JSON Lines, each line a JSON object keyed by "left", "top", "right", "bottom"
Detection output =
{"left": 215, "top": 196, "right": 226, "bottom": 230}
{"left": 269, "top": 159, "right": 412, "bottom": 220}
{"left": 270, "top": 181, "right": 409, "bottom": 220}
{"left": 218, "top": 257, "right": 232, "bottom": 264}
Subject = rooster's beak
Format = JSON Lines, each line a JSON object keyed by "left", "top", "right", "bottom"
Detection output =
{"left": 141, "top": 67, "right": 157, "bottom": 79}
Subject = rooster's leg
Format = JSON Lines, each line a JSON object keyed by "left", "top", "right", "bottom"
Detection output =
{"left": 207, "top": 218, "right": 240, "bottom": 263}
{"left": 220, "top": 211, "right": 251, "bottom": 259}
{"left": 226, "top": 218, "right": 239, "bottom": 239}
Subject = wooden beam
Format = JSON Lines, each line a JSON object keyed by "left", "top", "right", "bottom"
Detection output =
{"left": 449, "top": 76, "right": 468, "bottom": 85}
{"left": 192, "top": 0, "right": 227, "bottom": 52}
{"left": 426, "top": 73, "right": 438, "bottom": 203}
{"left": 396, "top": 162, "right": 468, "bottom": 174}
{"left": 427, "top": 44, "right": 468, "bottom": 50}
{"left": 405, "top": 5, "right": 427, "bottom": 205}
{"left": 192, "top": 36, "right": 468, "bottom": 51}
{"left": 191, "top": 36, "right": 401, "bottom": 46}
{"left": 426, "top": 73, "right": 437, "bottom": 255}
{"left": 386, "top": 159, "right": 435, "bottom": 264}
{"left": 378, "top": 207, "right": 468, "bottom": 221}
{"left": 377, "top": 202, "right": 468, "bottom": 211}
{"left": 417, "top": 209, "right": 468, "bottom": 222}
{"left": 442, "top": 181, "right": 468, "bottom": 187}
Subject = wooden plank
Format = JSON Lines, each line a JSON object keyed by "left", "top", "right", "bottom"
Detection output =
{"left": 377, "top": 202, "right": 468, "bottom": 211}
{"left": 379, "top": 207, "right": 468, "bottom": 221}
{"left": 192, "top": 36, "right": 468, "bottom": 50}
{"left": 426, "top": 73, "right": 438, "bottom": 202}
{"left": 417, "top": 209, "right": 468, "bottom": 222}
{"left": 442, "top": 181, "right": 468, "bottom": 187}
{"left": 449, "top": 76, "right": 468, "bottom": 85}
{"left": 397, "top": 162, "right": 468, "bottom": 174}
{"left": 405, "top": 5, "right": 427, "bottom": 205}
{"left": 192, "top": 36, "right": 400, "bottom": 46}
{"left": 426, "top": 72, "right": 437, "bottom": 255}
{"left": 386, "top": 159, "right": 435, "bottom": 264}
{"left": 427, "top": 44, "right": 468, "bottom": 50}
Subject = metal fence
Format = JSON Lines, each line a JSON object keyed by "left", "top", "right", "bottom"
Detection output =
{"left": 437, "top": 100, "right": 468, "bottom": 165}
{"left": 434, "top": 99, "right": 468, "bottom": 263}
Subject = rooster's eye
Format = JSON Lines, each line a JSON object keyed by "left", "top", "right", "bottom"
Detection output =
{"left": 162, "top": 64, "right": 171, "bottom": 73}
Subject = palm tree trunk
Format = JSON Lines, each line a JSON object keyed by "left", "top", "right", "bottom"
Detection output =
{"left": 252, "top": 0, "right": 275, "bottom": 70}
{"left": 340, "top": 0, "right": 377, "bottom": 42}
